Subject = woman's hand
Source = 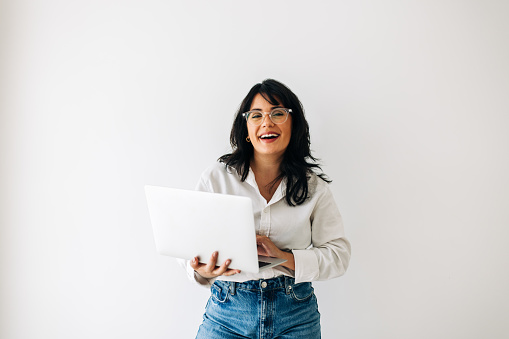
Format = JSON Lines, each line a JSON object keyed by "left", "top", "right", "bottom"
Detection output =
{"left": 190, "top": 251, "right": 241, "bottom": 279}
{"left": 256, "top": 235, "right": 295, "bottom": 270}
{"left": 256, "top": 235, "right": 284, "bottom": 258}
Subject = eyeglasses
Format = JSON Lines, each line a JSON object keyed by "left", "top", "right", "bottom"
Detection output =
{"left": 242, "top": 108, "right": 292, "bottom": 126}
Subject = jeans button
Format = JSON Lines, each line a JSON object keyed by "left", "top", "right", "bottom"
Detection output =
{"left": 261, "top": 281, "right": 267, "bottom": 288}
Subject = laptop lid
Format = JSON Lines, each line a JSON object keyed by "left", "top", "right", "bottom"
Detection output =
{"left": 144, "top": 185, "right": 286, "bottom": 273}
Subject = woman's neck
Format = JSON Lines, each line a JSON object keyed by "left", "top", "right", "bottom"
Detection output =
{"left": 250, "top": 153, "right": 283, "bottom": 179}
{"left": 250, "top": 154, "right": 284, "bottom": 202}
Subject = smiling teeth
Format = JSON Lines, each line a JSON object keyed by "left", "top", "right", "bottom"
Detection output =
{"left": 260, "top": 134, "right": 279, "bottom": 139}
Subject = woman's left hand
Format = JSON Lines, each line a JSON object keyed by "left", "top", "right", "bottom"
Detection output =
{"left": 256, "top": 235, "right": 283, "bottom": 258}
{"left": 256, "top": 235, "right": 295, "bottom": 270}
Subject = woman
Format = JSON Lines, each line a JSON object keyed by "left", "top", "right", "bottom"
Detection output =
{"left": 181, "top": 79, "right": 351, "bottom": 338}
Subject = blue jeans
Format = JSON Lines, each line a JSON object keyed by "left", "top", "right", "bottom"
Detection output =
{"left": 196, "top": 276, "right": 321, "bottom": 339}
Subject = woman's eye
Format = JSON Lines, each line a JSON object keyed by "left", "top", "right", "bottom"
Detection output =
{"left": 251, "top": 113, "right": 262, "bottom": 119}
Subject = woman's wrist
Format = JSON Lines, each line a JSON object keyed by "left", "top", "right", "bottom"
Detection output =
{"left": 279, "top": 251, "right": 295, "bottom": 271}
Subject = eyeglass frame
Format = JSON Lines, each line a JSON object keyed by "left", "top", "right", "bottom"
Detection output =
{"left": 242, "top": 108, "right": 293, "bottom": 126}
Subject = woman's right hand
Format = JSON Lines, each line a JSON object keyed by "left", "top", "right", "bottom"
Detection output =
{"left": 190, "top": 251, "right": 241, "bottom": 279}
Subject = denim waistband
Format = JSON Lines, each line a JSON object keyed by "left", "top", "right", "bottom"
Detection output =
{"left": 215, "top": 276, "right": 296, "bottom": 295}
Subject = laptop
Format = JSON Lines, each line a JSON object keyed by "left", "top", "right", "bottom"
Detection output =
{"left": 144, "top": 185, "right": 286, "bottom": 273}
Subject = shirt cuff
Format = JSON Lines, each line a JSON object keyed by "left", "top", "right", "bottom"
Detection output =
{"left": 177, "top": 258, "right": 214, "bottom": 288}
{"left": 292, "top": 249, "right": 320, "bottom": 283}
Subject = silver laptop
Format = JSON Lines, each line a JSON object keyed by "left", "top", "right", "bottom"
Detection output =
{"left": 144, "top": 185, "right": 286, "bottom": 273}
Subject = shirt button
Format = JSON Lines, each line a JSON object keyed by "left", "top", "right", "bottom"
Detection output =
{"left": 261, "top": 281, "right": 267, "bottom": 288}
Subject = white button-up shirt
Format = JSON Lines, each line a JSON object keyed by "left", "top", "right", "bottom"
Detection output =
{"left": 180, "top": 162, "right": 351, "bottom": 286}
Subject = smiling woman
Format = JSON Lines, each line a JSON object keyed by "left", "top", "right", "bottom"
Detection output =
{"left": 245, "top": 96, "right": 293, "bottom": 163}
{"left": 220, "top": 79, "right": 332, "bottom": 206}
{"left": 180, "top": 79, "right": 351, "bottom": 339}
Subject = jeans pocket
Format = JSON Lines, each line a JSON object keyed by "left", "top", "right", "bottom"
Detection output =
{"left": 290, "top": 282, "right": 315, "bottom": 302}
{"left": 210, "top": 282, "right": 230, "bottom": 303}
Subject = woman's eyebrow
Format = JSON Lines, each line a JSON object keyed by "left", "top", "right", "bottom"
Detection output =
{"left": 251, "top": 105, "right": 283, "bottom": 111}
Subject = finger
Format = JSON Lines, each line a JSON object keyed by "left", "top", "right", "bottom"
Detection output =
{"left": 190, "top": 256, "right": 201, "bottom": 269}
{"left": 257, "top": 241, "right": 269, "bottom": 252}
{"left": 213, "top": 259, "right": 232, "bottom": 276}
{"left": 204, "top": 251, "right": 218, "bottom": 273}
{"left": 191, "top": 257, "right": 208, "bottom": 274}
{"left": 256, "top": 236, "right": 271, "bottom": 247}
{"left": 257, "top": 246, "right": 266, "bottom": 254}
{"left": 222, "top": 268, "right": 241, "bottom": 276}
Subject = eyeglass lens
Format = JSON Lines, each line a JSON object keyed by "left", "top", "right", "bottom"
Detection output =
{"left": 247, "top": 109, "right": 288, "bottom": 125}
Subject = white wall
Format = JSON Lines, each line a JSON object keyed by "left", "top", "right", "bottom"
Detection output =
{"left": 1, "top": 0, "right": 508, "bottom": 338}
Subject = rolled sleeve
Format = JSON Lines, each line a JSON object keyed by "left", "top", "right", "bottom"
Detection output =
{"left": 292, "top": 249, "right": 320, "bottom": 283}
{"left": 293, "top": 185, "right": 351, "bottom": 282}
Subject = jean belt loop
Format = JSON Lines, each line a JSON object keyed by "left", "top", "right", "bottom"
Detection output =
{"left": 284, "top": 276, "right": 291, "bottom": 294}
{"left": 230, "top": 281, "right": 236, "bottom": 296}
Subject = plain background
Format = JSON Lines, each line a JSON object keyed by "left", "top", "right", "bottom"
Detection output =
{"left": 1, "top": 0, "right": 508, "bottom": 338}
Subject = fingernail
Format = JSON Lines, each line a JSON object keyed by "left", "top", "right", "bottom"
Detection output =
{"left": 226, "top": 259, "right": 231, "bottom": 265}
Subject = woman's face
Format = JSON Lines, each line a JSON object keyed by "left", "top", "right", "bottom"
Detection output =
{"left": 246, "top": 93, "right": 292, "bottom": 160}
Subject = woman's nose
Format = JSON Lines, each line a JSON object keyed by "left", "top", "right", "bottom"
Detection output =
{"left": 261, "top": 113, "right": 274, "bottom": 127}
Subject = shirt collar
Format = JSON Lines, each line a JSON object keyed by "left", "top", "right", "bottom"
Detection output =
{"left": 246, "top": 167, "right": 287, "bottom": 205}
{"left": 271, "top": 178, "right": 287, "bottom": 204}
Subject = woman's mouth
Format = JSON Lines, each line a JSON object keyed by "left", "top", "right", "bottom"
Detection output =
{"left": 259, "top": 133, "right": 280, "bottom": 143}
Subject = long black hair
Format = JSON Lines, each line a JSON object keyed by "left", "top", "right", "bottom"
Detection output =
{"left": 219, "top": 79, "right": 330, "bottom": 206}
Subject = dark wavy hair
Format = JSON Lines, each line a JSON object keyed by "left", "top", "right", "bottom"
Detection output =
{"left": 218, "top": 79, "right": 330, "bottom": 206}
